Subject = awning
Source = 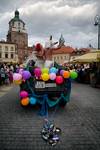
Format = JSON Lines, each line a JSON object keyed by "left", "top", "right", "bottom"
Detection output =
{"left": 72, "top": 50, "right": 100, "bottom": 63}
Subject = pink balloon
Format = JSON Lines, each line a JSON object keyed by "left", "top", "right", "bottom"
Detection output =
{"left": 13, "top": 73, "right": 22, "bottom": 80}
{"left": 49, "top": 73, "right": 56, "bottom": 80}
{"left": 56, "top": 76, "right": 64, "bottom": 84}
{"left": 34, "top": 67, "right": 41, "bottom": 77}
{"left": 20, "top": 91, "right": 28, "bottom": 98}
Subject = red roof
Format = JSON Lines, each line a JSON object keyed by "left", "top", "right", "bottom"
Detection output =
{"left": 52, "top": 46, "right": 75, "bottom": 54}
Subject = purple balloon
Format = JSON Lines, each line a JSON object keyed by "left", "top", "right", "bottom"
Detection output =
{"left": 60, "top": 70, "right": 64, "bottom": 75}
{"left": 22, "top": 70, "right": 31, "bottom": 80}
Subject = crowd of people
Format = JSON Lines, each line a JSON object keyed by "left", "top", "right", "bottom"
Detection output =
{"left": 0, "top": 63, "right": 19, "bottom": 86}
{"left": 0, "top": 62, "right": 100, "bottom": 87}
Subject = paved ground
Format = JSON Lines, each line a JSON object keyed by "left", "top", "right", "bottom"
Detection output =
{"left": 0, "top": 83, "right": 100, "bottom": 150}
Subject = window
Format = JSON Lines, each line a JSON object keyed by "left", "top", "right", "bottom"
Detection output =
{"left": 11, "top": 53, "right": 14, "bottom": 59}
{"left": 18, "top": 22, "right": 20, "bottom": 27}
{"left": 5, "top": 53, "right": 8, "bottom": 58}
{"left": 61, "top": 56, "right": 63, "bottom": 60}
{"left": 0, "top": 45, "right": 2, "bottom": 50}
{"left": 0, "top": 53, "right": 1, "bottom": 58}
{"left": 5, "top": 46, "right": 8, "bottom": 51}
{"left": 11, "top": 46, "right": 14, "bottom": 51}
{"left": 64, "top": 56, "right": 66, "bottom": 59}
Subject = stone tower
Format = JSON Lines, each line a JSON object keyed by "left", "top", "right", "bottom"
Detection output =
{"left": 7, "top": 10, "right": 28, "bottom": 63}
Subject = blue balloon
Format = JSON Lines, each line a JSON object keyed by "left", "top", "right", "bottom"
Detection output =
{"left": 49, "top": 67, "right": 58, "bottom": 74}
{"left": 29, "top": 97, "right": 37, "bottom": 105}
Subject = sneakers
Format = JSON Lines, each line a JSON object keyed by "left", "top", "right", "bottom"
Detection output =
{"left": 41, "top": 120, "right": 61, "bottom": 146}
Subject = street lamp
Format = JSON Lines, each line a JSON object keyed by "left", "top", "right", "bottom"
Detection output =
{"left": 94, "top": 15, "right": 100, "bottom": 49}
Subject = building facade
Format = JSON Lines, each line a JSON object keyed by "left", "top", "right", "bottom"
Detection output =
{"left": 52, "top": 46, "right": 75, "bottom": 64}
{"left": 0, "top": 41, "right": 18, "bottom": 63}
{"left": 7, "top": 10, "right": 28, "bottom": 63}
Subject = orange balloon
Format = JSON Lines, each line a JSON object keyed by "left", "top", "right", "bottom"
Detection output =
{"left": 63, "top": 71, "right": 70, "bottom": 78}
{"left": 21, "top": 97, "right": 29, "bottom": 106}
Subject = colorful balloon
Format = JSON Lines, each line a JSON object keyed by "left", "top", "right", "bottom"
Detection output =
{"left": 60, "top": 70, "right": 64, "bottom": 75}
{"left": 49, "top": 73, "right": 56, "bottom": 80}
{"left": 29, "top": 97, "right": 37, "bottom": 105}
{"left": 70, "top": 71, "right": 78, "bottom": 79}
{"left": 21, "top": 97, "right": 29, "bottom": 106}
{"left": 13, "top": 79, "right": 22, "bottom": 85}
{"left": 63, "top": 71, "right": 70, "bottom": 78}
{"left": 19, "top": 68, "right": 24, "bottom": 75}
{"left": 34, "top": 67, "right": 41, "bottom": 77}
{"left": 56, "top": 76, "right": 64, "bottom": 84}
{"left": 42, "top": 68, "right": 49, "bottom": 74}
{"left": 13, "top": 73, "right": 22, "bottom": 81}
{"left": 20, "top": 91, "right": 28, "bottom": 98}
{"left": 49, "top": 67, "right": 58, "bottom": 74}
{"left": 41, "top": 73, "right": 49, "bottom": 81}
{"left": 22, "top": 70, "right": 31, "bottom": 80}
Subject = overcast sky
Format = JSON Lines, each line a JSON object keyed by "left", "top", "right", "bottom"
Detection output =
{"left": 0, "top": 0, "right": 100, "bottom": 48}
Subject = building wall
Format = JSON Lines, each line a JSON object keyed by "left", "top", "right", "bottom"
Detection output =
{"left": 0, "top": 42, "right": 18, "bottom": 63}
{"left": 52, "top": 53, "right": 70, "bottom": 64}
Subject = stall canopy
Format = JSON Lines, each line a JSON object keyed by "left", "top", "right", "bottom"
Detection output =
{"left": 72, "top": 50, "right": 100, "bottom": 63}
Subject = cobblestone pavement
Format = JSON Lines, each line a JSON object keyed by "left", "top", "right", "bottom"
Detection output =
{"left": 0, "top": 83, "right": 100, "bottom": 150}
{"left": 0, "top": 85, "right": 13, "bottom": 98}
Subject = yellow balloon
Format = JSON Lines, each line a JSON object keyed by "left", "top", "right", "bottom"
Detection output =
{"left": 21, "top": 97, "right": 29, "bottom": 106}
{"left": 41, "top": 73, "right": 49, "bottom": 81}
{"left": 13, "top": 79, "right": 22, "bottom": 85}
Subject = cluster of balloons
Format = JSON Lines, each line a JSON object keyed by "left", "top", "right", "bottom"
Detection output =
{"left": 13, "top": 66, "right": 78, "bottom": 85}
{"left": 13, "top": 70, "right": 31, "bottom": 85}
{"left": 34, "top": 67, "right": 78, "bottom": 85}
{"left": 20, "top": 90, "right": 37, "bottom": 106}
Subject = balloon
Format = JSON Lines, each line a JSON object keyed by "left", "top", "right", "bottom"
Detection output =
{"left": 21, "top": 97, "right": 29, "bottom": 106}
{"left": 34, "top": 67, "right": 41, "bottom": 77}
{"left": 22, "top": 70, "right": 31, "bottom": 80}
{"left": 19, "top": 68, "right": 24, "bottom": 75}
{"left": 56, "top": 76, "right": 64, "bottom": 84}
{"left": 41, "top": 73, "right": 49, "bottom": 81}
{"left": 60, "top": 70, "right": 64, "bottom": 75}
{"left": 49, "top": 73, "right": 56, "bottom": 80}
{"left": 63, "top": 71, "right": 70, "bottom": 78}
{"left": 13, "top": 79, "right": 22, "bottom": 85}
{"left": 13, "top": 73, "right": 22, "bottom": 81}
{"left": 29, "top": 97, "right": 37, "bottom": 105}
{"left": 49, "top": 67, "right": 58, "bottom": 74}
{"left": 42, "top": 68, "right": 49, "bottom": 74}
{"left": 20, "top": 91, "right": 28, "bottom": 98}
{"left": 16, "top": 68, "right": 19, "bottom": 73}
{"left": 70, "top": 71, "right": 78, "bottom": 79}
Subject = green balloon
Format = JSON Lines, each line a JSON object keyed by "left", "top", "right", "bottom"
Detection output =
{"left": 70, "top": 71, "right": 78, "bottom": 79}
{"left": 42, "top": 68, "right": 49, "bottom": 74}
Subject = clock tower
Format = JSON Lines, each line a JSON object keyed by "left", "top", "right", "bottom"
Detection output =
{"left": 7, "top": 10, "right": 28, "bottom": 63}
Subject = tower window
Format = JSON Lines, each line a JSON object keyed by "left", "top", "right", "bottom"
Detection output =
{"left": 5, "top": 53, "right": 8, "bottom": 58}
{"left": 0, "top": 52, "right": 1, "bottom": 58}
{"left": 18, "top": 22, "right": 20, "bottom": 26}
